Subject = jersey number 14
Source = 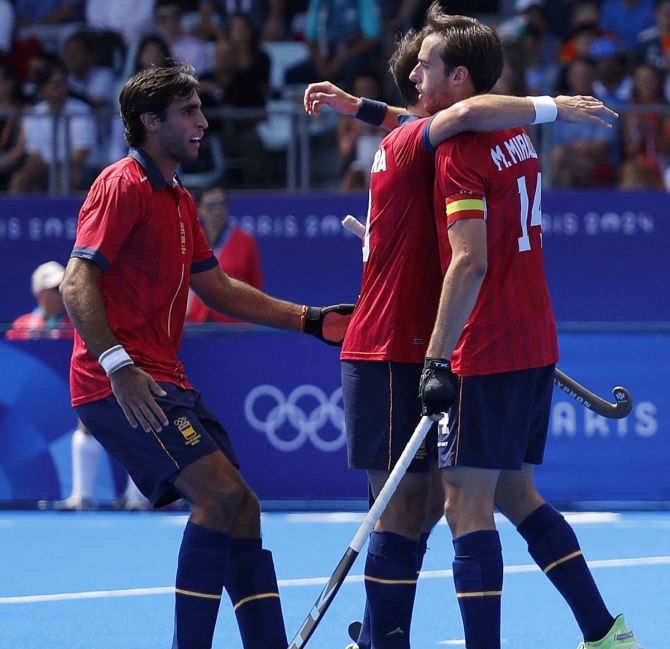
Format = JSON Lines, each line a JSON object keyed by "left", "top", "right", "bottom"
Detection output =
{"left": 517, "top": 173, "right": 543, "bottom": 252}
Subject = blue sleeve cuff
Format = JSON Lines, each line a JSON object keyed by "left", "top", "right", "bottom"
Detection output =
{"left": 191, "top": 255, "right": 218, "bottom": 274}
{"left": 71, "top": 247, "right": 110, "bottom": 271}
{"left": 422, "top": 115, "right": 439, "bottom": 156}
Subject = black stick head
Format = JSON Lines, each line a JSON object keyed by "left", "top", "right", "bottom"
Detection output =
{"left": 611, "top": 386, "right": 634, "bottom": 419}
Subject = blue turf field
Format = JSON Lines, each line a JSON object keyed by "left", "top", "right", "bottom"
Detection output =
{"left": 1, "top": 510, "right": 667, "bottom": 648}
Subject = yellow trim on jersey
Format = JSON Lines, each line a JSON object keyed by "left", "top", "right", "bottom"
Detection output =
{"left": 364, "top": 576, "right": 418, "bottom": 586}
{"left": 233, "top": 592, "right": 280, "bottom": 611}
{"left": 456, "top": 590, "right": 503, "bottom": 599}
{"left": 543, "top": 550, "right": 583, "bottom": 574}
{"left": 175, "top": 588, "right": 222, "bottom": 600}
{"left": 446, "top": 198, "right": 485, "bottom": 215}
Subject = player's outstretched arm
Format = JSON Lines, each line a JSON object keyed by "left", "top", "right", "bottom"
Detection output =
{"left": 190, "top": 266, "right": 354, "bottom": 344}
{"left": 554, "top": 95, "right": 618, "bottom": 127}
{"left": 427, "top": 94, "right": 618, "bottom": 149}
{"left": 303, "top": 80, "right": 404, "bottom": 131}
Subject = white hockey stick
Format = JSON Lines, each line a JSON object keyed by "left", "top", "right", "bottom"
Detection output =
{"left": 341, "top": 215, "right": 366, "bottom": 239}
{"left": 287, "top": 415, "right": 435, "bottom": 648}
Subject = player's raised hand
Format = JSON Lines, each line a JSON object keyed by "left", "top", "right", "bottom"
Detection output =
{"left": 555, "top": 95, "right": 618, "bottom": 128}
{"left": 302, "top": 303, "right": 355, "bottom": 346}
{"left": 110, "top": 365, "right": 169, "bottom": 433}
{"left": 304, "top": 81, "right": 361, "bottom": 118}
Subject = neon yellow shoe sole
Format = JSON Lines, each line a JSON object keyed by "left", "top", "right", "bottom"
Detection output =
{"left": 577, "top": 615, "right": 643, "bottom": 649}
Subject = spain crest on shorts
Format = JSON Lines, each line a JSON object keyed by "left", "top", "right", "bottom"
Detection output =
{"left": 174, "top": 416, "right": 201, "bottom": 446}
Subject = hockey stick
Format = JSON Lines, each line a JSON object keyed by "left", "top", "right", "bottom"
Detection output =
{"left": 287, "top": 415, "right": 435, "bottom": 649}
{"left": 340, "top": 216, "right": 635, "bottom": 420}
{"left": 553, "top": 368, "right": 633, "bottom": 418}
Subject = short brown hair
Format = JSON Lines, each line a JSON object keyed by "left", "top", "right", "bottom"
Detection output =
{"left": 119, "top": 59, "right": 199, "bottom": 147}
{"left": 389, "top": 29, "right": 422, "bottom": 107}
{"left": 424, "top": 2, "right": 503, "bottom": 95}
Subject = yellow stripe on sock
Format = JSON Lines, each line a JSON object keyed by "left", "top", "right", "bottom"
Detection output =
{"left": 456, "top": 590, "right": 502, "bottom": 599}
{"left": 543, "top": 550, "right": 583, "bottom": 574}
{"left": 233, "top": 592, "right": 280, "bottom": 611}
{"left": 364, "top": 576, "right": 418, "bottom": 586}
{"left": 175, "top": 588, "right": 222, "bottom": 600}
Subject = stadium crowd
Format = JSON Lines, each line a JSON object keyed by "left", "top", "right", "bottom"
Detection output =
{"left": 0, "top": 0, "right": 669, "bottom": 191}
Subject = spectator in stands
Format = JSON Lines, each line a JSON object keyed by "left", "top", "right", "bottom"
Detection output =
{"left": 197, "top": 0, "right": 286, "bottom": 42}
{"left": 63, "top": 31, "right": 116, "bottom": 110}
{"left": 198, "top": 31, "right": 268, "bottom": 187}
{"left": 510, "top": 0, "right": 561, "bottom": 95}
{"left": 0, "top": 0, "right": 14, "bottom": 57}
{"left": 558, "top": 2, "right": 603, "bottom": 67}
{"left": 22, "top": 50, "right": 61, "bottom": 102}
{"left": 600, "top": 0, "right": 655, "bottom": 53}
{"left": 85, "top": 0, "right": 157, "bottom": 48}
{"left": 9, "top": 59, "right": 97, "bottom": 193}
{"left": 618, "top": 152, "right": 665, "bottom": 188}
{"left": 519, "top": 23, "right": 560, "bottom": 95}
{"left": 621, "top": 62, "right": 670, "bottom": 187}
{"left": 637, "top": 0, "right": 670, "bottom": 69}
{"left": 186, "top": 185, "right": 263, "bottom": 324}
{"left": 133, "top": 33, "right": 171, "bottom": 71}
{"left": 491, "top": 42, "right": 528, "bottom": 97}
{"left": 551, "top": 57, "right": 620, "bottom": 187}
{"left": 498, "top": 0, "right": 561, "bottom": 64}
{"left": 0, "top": 63, "right": 26, "bottom": 191}
{"left": 228, "top": 12, "right": 271, "bottom": 92}
{"left": 14, "top": 0, "right": 84, "bottom": 29}
{"left": 336, "top": 70, "right": 385, "bottom": 189}
{"left": 285, "top": 0, "right": 381, "bottom": 90}
{"left": 154, "top": 0, "right": 212, "bottom": 75}
{"left": 6, "top": 261, "right": 72, "bottom": 340}
{"left": 377, "top": 0, "right": 420, "bottom": 98}
{"left": 591, "top": 35, "right": 633, "bottom": 106}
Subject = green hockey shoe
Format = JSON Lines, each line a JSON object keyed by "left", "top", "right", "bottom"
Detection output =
{"left": 577, "top": 615, "right": 643, "bottom": 649}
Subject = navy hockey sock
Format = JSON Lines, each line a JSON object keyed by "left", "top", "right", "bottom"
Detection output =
{"left": 224, "top": 539, "right": 288, "bottom": 649}
{"left": 452, "top": 530, "right": 503, "bottom": 649}
{"left": 355, "top": 532, "right": 429, "bottom": 649}
{"left": 517, "top": 504, "right": 614, "bottom": 642}
{"left": 364, "top": 531, "right": 419, "bottom": 648}
{"left": 172, "top": 521, "right": 229, "bottom": 649}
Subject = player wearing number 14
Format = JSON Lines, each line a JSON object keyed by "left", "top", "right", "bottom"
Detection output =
{"left": 433, "top": 109, "right": 556, "bottom": 375}
{"left": 418, "top": 11, "right": 643, "bottom": 649}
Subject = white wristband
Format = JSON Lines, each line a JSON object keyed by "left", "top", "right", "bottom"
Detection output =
{"left": 98, "top": 344, "right": 134, "bottom": 377}
{"left": 528, "top": 95, "right": 557, "bottom": 124}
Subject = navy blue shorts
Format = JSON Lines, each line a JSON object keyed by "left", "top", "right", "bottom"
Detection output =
{"left": 76, "top": 383, "right": 238, "bottom": 508}
{"left": 342, "top": 360, "right": 437, "bottom": 473}
{"left": 438, "top": 364, "right": 554, "bottom": 470}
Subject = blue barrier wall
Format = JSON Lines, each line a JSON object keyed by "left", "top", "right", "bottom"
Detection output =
{"left": 0, "top": 331, "right": 667, "bottom": 504}
{"left": 0, "top": 192, "right": 667, "bottom": 504}
{"left": 2, "top": 191, "right": 669, "bottom": 322}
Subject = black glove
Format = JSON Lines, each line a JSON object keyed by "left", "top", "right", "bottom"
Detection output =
{"left": 419, "top": 357, "right": 458, "bottom": 417}
{"left": 302, "top": 304, "right": 355, "bottom": 346}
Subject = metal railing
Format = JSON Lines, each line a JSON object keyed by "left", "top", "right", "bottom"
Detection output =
{"left": 2, "top": 102, "right": 669, "bottom": 194}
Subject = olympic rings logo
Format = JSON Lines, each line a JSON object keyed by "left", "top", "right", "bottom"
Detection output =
{"left": 244, "top": 384, "right": 346, "bottom": 452}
